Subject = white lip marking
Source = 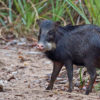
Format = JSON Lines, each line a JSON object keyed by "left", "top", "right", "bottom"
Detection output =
{"left": 45, "top": 42, "right": 56, "bottom": 51}
{"left": 38, "top": 41, "right": 56, "bottom": 51}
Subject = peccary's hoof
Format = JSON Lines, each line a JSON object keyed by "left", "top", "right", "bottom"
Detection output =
{"left": 85, "top": 90, "right": 90, "bottom": 95}
{"left": 0, "top": 84, "right": 3, "bottom": 92}
{"left": 46, "top": 86, "right": 53, "bottom": 90}
{"left": 85, "top": 88, "right": 92, "bottom": 95}
{"left": 67, "top": 89, "right": 72, "bottom": 92}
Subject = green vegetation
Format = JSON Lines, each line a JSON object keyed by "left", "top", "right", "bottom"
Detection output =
{"left": 95, "top": 83, "right": 100, "bottom": 91}
{"left": 0, "top": 0, "right": 100, "bottom": 33}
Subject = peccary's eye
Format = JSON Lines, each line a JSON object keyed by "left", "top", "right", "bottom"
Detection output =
{"left": 48, "top": 35, "right": 53, "bottom": 39}
{"left": 38, "top": 29, "right": 41, "bottom": 40}
{"left": 48, "top": 30, "right": 54, "bottom": 35}
{"left": 39, "top": 29, "right": 41, "bottom": 34}
{"left": 38, "top": 34, "right": 40, "bottom": 40}
{"left": 46, "top": 31, "right": 54, "bottom": 42}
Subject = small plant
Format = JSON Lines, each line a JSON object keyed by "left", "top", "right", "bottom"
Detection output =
{"left": 95, "top": 83, "right": 100, "bottom": 91}
{"left": 84, "top": 0, "right": 100, "bottom": 25}
{"left": 79, "top": 68, "right": 83, "bottom": 86}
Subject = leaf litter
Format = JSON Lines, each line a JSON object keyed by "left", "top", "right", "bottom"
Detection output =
{"left": 0, "top": 37, "right": 100, "bottom": 100}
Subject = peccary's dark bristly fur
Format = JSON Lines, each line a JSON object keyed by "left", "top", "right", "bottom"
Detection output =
{"left": 37, "top": 20, "right": 100, "bottom": 95}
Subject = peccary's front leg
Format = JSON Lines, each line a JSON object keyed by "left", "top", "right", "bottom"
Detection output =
{"left": 46, "top": 62, "right": 63, "bottom": 90}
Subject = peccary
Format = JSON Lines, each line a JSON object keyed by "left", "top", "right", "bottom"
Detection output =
{"left": 37, "top": 19, "right": 100, "bottom": 95}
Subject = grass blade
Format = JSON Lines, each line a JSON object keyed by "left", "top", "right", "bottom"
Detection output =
{"left": 65, "top": 0, "right": 90, "bottom": 24}
{"left": 0, "top": 18, "right": 6, "bottom": 26}
{"left": 8, "top": 0, "right": 12, "bottom": 23}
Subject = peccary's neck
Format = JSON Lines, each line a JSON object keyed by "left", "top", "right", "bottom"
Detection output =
{"left": 45, "top": 47, "right": 66, "bottom": 62}
{"left": 45, "top": 50, "right": 57, "bottom": 61}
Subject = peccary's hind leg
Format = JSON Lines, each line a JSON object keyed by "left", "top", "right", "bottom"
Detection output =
{"left": 46, "top": 62, "right": 63, "bottom": 90}
{"left": 65, "top": 60, "right": 73, "bottom": 92}
{"left": 85, "top": 65, "right": 96, "bottom": 95}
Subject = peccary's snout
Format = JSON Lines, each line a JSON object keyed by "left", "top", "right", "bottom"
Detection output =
{"left": 37, "top": 42, "right": 44, "bottom": 50}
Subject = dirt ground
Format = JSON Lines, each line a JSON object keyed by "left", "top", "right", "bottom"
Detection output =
{"left": 0, "top": 41, "right": 100, "bottom": 100}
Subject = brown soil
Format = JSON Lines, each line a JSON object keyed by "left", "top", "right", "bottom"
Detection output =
{"left": 0, "top": 44, "right": 100, "bottom": 100}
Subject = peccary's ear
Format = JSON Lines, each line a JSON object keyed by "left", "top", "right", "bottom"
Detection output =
{"left": 55, "top": 21, "right": 61, "bottom": 27}
{"left": 36, "top": 19, "right": 41, "bottom": 26}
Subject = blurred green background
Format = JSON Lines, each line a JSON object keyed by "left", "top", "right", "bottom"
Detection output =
{"left": 0, "top": 0, "right": 100, "bottom": 35}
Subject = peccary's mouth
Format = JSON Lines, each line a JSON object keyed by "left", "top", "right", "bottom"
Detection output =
{"left": 37, "top": 42, "right": 56, "bottom": 52}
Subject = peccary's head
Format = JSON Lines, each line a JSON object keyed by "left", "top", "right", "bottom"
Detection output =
{"left": 37, "top": 19, "right": 60, "bottom": 51}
